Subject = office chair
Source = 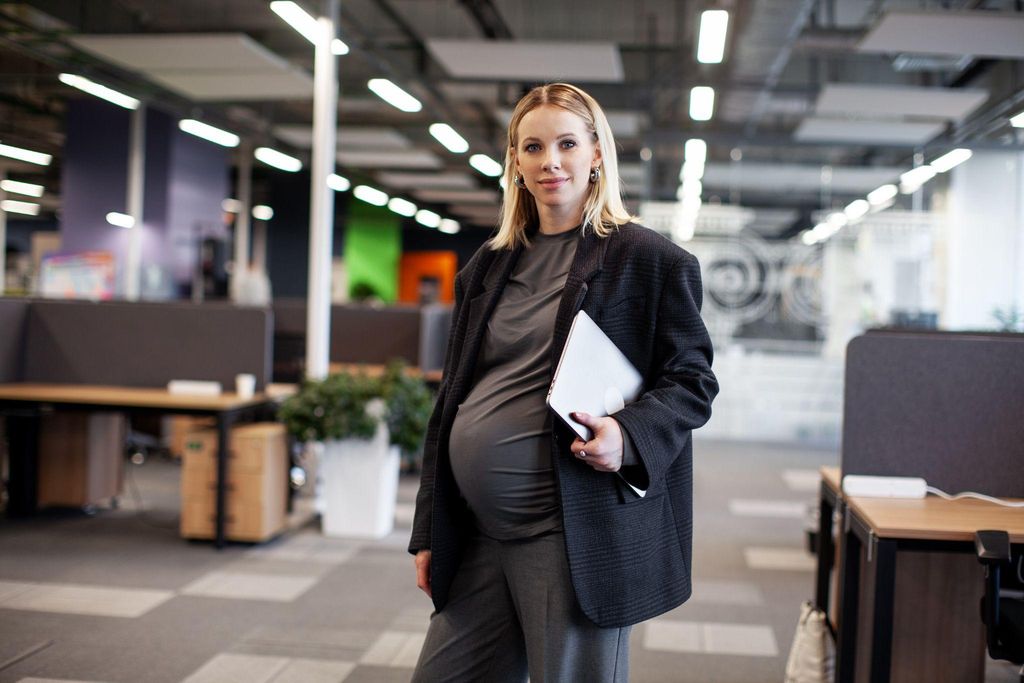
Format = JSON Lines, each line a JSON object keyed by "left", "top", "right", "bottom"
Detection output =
{"left": 975, "top": 530, "right": 1024, "bottom": 682}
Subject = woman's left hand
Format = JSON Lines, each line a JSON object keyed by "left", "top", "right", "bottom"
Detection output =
{"left": 569, "top": 411, "right": 623, "bottom": 472}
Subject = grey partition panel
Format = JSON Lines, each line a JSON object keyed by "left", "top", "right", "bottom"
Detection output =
{"left": 418, "top": 304, "right": 453, "bottom": 372}
{"left": 0, "top": 298, "right": 29, "bottom": 382}
{"left": 23, "top": 300, "right": 272, "bottom": 389}
{"left": 272, "top": 298, "right": 307, "bottom": 335}
{"left": 330, "top": 304, "right": 422, "bottom": 366}
{"left": 842, "top": 331, "right": 1024, "bottom": 498}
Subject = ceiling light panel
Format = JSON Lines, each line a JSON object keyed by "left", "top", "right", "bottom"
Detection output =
{"left": 378, "top": 172, "right": 477, "bottom": 190}
{"left": 427, "top": 39, "right": 623, "bottom": 82}
{"left": 412, "top": 189, "right": 499, "bottom": 204}
{"left": 702, "top": 163, "right": 904, "bottom": 193}
{"left": 814, "top": 84, "right": 988, "bottom": 122}
{"left": 859, "top": 10, "right": 1024, "bottom": 60}
{"left": 794, "top": 118, "right": 945, "bottom": 145}
{"left": 274, "top": 125, "right": 412, "bottom": 150}
{"left": 71, "top": 34, "right": 313, "bottom": 101}
{"left": 337, "top": 149, "right": 442, "bottom": 169}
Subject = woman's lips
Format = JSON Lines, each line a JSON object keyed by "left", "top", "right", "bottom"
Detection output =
{"left": 538, "top": 178, "right": 568, "bottom": 189}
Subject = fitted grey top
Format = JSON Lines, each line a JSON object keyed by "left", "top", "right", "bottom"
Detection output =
{"left": 448, "top": 228, "right": 578, "bottom": 540}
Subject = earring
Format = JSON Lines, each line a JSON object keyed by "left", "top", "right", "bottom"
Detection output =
{"left": 514, "top": 174, "right": 527, "bottom": 189}
{"left": 589, "top": 167, "right": 601, "bottom": 184}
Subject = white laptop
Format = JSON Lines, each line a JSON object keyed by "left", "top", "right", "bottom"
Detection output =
{"left": 547, "top": 310, "right": 644, "bottom": 441}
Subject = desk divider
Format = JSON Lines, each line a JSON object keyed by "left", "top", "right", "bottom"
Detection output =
{"left": 0, "top": 298, "right": 29, "bottom": 383}
{"left": 842, "top": 330, "right": 1024, "bottom": 499}
{"left": 20, "top": 299, "right": 272, "bottom": 390}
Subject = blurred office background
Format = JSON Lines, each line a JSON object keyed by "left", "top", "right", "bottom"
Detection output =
{"left": 0, "top": 1, "right": 1022, "bottom": 681}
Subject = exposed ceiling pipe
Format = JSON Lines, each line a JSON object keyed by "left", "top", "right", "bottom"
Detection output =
{"left": 457, "top": 0, "right": 514, "bottom": 39}
{"left": 742, "top": 0, "right": 817, "bottom": 139}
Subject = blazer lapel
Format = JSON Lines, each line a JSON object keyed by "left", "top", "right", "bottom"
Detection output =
{"left": 549, "top": 229, "right": 609, "bottom": 375}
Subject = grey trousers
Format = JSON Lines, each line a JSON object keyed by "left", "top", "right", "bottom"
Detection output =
{"left": 411, "top": 531, "right": 631, "bottom": 683}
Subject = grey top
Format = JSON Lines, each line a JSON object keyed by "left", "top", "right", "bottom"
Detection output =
{"left": 448, "top": 228, "right": 578, "bottom": 540}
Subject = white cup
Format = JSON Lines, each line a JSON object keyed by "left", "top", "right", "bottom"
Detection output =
{"left": 235, "top": 373, "right": 256, "bottom": 399}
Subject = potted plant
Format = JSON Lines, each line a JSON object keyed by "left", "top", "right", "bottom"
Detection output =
{"left": 278, "top": 362, "right": 432, "bottom": 539}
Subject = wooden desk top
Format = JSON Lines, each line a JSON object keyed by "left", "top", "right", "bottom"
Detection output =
{"left": 845, "top": 494, "right": 1024, "bottom": 544}
{"left": 821, "top": 466, "right": 841, "bottom": 494}
{"left": 0, "top": 383, "right": 271, "bottom": 412}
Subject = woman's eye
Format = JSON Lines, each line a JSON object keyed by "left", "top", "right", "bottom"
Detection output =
{"left": 562, "top": 140, "right": 576, "bottom": 149}
{"left": 525, "top": 143, "right": 540, "bottom": 152}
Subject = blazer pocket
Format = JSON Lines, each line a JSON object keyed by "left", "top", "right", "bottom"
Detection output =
{"left": 598, "top": 294, "right": 646, "bottom": 323}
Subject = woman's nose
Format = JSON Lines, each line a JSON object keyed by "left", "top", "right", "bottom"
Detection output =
{"left": 542, "top": 151, "right": 560, "bottom": 170}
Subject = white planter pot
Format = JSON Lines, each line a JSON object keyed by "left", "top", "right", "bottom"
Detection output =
{"left": 319, "top": 420, "right": 399, "bottom": 539}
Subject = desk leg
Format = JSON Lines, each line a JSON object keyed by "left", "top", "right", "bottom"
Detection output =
{"left": 214, "top": 411, "right": 237, "bottom": 549}
{"left": 835, "top": 523, "right": 861, "bottom": 683}
{"left": 815, "top": 483, "right": 835, "bottom": 612}
{"left": 5, "top": 412, "right": 40, "bottom": 517}
{"left": 868, "top": 539, "right": 897, "bottom": 683}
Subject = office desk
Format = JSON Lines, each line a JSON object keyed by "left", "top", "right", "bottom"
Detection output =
{"left": 0, "top": 383, "right": 276, "bottom": 549}
{"left": 831, "top": 480, "right": 1024, "bottom": 683}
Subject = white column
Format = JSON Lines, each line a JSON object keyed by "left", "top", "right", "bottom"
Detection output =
{"left": 305, "top": 0, "right": 339, "bottom": 380}
{"left": 944, "top": 150, "right": 1024, "bottom": 329}
{"left": 125, "top": 104, "right": 146, "bottom": 300}
{"left": 234, "top": 141, "right": 253, "bottom": 280}
{"left": 0, "top": 170, "right": 6, "bottom": 295}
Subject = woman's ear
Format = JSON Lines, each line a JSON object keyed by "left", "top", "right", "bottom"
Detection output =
{"left": 593, "top": 143, "right": 603, "bottom": 167}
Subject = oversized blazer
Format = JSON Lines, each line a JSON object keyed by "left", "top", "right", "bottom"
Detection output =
{"left": 409, "top": 221, "right": 719, "bottom": 628}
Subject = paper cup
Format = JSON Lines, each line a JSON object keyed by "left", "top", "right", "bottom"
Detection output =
{"left": 235, "top": 373, "right": 256, "bottom": 399}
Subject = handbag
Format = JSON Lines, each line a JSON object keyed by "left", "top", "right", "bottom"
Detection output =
{"left": 784, "top": 601, "right": 836, "bottom": 683}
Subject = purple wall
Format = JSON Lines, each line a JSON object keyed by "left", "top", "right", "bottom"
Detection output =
{"left": 61, "top": 99, "right": 228, "bottom": 297}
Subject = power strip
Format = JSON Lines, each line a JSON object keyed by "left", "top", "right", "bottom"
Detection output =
{"left": 842, "top": 475, "right": 927, "bottom": 499}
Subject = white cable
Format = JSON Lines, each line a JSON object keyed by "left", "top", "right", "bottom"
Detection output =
{"left": 926, "top": 485, "right": 1024, "bottom": 508}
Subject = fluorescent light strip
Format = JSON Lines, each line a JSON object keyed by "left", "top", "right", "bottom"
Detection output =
{"left": 415, "top": 209, "right": 441, "bottom": 228}
{"left": 353, "top": 184, "right": 388, "bottom": 206}
{"left": 697, "top": 10, "right": 729, "bottom": 64}
{"left": 179, "top": 119, "right": 240, "bottom": 148}
{"left": 469, "top": 153, "right": 502, "bottom": 177}
{"left": 367, "top": 78, "right": 422, "bottom": 113}
{"left": 429, "top": 123, "right": 469, "bottom": 154}
{"left": 899, "top": 165, "right": 936, "bottom": 193}
{"left": 255, "top": 147, "right": 302, "bottom": 172}
{"left": 844, "top": 199, "right": 870, "bottom": 220}
{"left": 439, "top": 219, "right": 460, "bottom": 234}
{"left": 0, "top": 143, "right": 51, "bottom": 166}
{"left": 327, "top": 173, "right": 350, "bottom": 192}
{"left": 1010, "top": 110, "right": 1024, "bottom": 128}
{"left": 252, "top": 205, "right": 274, "bottom": 220}
{"left": 680, "top": 160, "right": 704, "bottom": 182}
{"left": 1, "top": 199, "right": 40, "bottom": 216}
{"left": 58, "top": 73, "right": 140, "bottom": 110}
{"left": 827, "top": 212, "right": 848, "bottom": 227}
{"left": 222, "top": 198, "right": 242, "bottom": 213}
{"left": 388, "top": 197, "right": 417, "bottom": 217}
{"left": 332, "top": 39, "right": 349, "bottom": 55}
{"left": 930, "top": 148, "right": 972, "bottom": 173}
{"left": 0, "top": 179, "right": 44, "bottom": 197}
{"left": 689, "top": 86, "right": 715, "bottom": 122}
{"left": 106, "top": 212, "right": 134, "bottom": 228}
{"left": 684, "top": 138, "right": 707, "bottom": 164}
{"left": 269, "top": 1, "right": 322, "bottom": 43}
{"left": 867, "top": 184, "right": 898, "bottom": 206}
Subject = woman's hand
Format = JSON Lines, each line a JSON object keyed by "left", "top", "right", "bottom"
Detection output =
{"left": 569, "top": 411, "right": 624, "bottom": 472}
{"left": 415, "top": 550, "right": 432, "bottom": 598}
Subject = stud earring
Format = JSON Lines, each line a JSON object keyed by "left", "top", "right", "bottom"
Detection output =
{"left": 589, "top": 167, "right": 601, "bottom": 184}
{"left": 514, "top": 174, "right": 527, "bottom": 189}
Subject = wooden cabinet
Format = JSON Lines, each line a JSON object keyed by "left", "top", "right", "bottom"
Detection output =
{"left": 38, "top": 412, "right": 125, "bottom": 508}
{"left": 179, "top": 423, "right": 287, "bottom": 542}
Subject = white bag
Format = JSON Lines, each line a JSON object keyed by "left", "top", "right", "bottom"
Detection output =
{"left": 784, "top": 601, "right": 836, "bottom": 683}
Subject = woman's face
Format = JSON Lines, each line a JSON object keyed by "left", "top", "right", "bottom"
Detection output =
{"left": 514, "top": 105, "right": 601, "bottom": 218}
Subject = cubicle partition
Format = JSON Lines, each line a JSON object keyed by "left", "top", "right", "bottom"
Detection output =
{"left": 0, "top": 299, "right": 29, "bottom": 383}
{"left": 7, "top": 299, "right": 272, "bottom": 390}
{"left": 272, "top": 299, "right": 452, "bottom": 382}
{"left": 842, "top": 330, "right": 1024, "bottom": 497}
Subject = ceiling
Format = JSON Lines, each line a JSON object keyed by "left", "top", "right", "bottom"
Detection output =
{"left": 1, "top": 0, "right": 1022, "bottom": 239}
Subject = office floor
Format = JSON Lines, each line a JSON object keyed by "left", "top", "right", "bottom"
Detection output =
{"left": 0, "top": 439, "right": 1018, "bottom": 683}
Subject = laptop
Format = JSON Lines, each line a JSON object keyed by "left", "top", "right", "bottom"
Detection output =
{"left": 547, "top": 310, "right": 644, "bottom": 442}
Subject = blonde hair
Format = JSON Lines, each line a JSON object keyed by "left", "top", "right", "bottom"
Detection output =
{"left": 489, "top": 83, "right": 633, "bottom": 251}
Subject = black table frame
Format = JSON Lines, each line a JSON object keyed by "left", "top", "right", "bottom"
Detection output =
{"left": 1, "top": 396, "right": 275, "bottom": 549}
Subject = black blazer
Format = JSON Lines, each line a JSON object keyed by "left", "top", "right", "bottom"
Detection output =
{"left": 409, "top": 222, "right": 718, "bottom": 628}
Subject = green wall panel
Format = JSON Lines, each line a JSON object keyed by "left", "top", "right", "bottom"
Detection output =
{"left": 344, "top": 201, "right": 400, "bottom": 303}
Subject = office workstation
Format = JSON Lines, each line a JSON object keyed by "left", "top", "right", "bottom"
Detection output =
{"left": 2, "top": 2, "right": 1024, "bottom": 682}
